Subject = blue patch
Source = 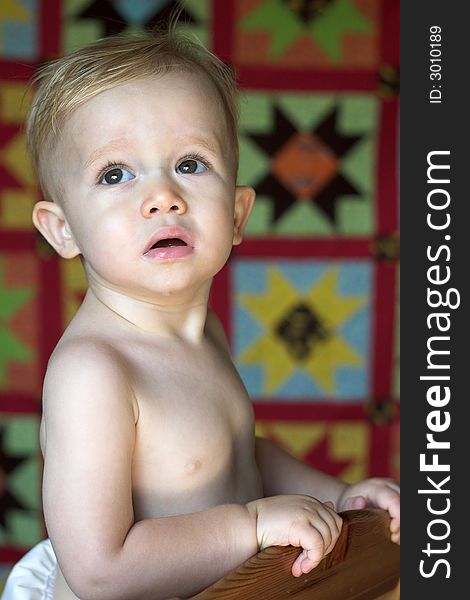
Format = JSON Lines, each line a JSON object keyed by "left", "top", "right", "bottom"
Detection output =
{"left": 233, "top": 260, "right": 267, "bottom": 294}
{"left": 277, "top": 261, "right": 329, "bottom": 294}
{"left": 338, "top": 305, "right": 370, "bottom": 357}
{"left": 1, "top": 24, "right": 36, "bottom": 59}
{"left": 276, "top": 370, "right": 325, "bottom": 398}
{"left": 337, "top": 262, "right": 371, "bottom": 296}
{"left": 16, "top": 0, "right": 35, "bottom": 11}
{"left": 114, "top": 0, "right": 171, "bottom": 25}
{"left": 233, "top": 304, "right": 264, "bottom": 356}
{"left": 238, "top": 364, "right": 264, "bottom": 396}
{"left": 335, "top": 366, "right": 369, "bottom": 399}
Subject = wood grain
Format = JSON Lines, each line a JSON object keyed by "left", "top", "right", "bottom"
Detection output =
{"left": 191, "top": 509, "right": 400, "bottom": 600}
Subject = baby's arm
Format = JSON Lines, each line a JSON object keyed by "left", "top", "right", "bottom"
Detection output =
{"left": 255, "top": 437, "right": 400, "bottom": 543}
{"left": 255, "top": 437, "right": 348, "bottom": 503}
{"left": 42, "top": 342, "right": 258, "bottom": 600}
{"left": 43, "top": 342, "right": 342, "bottom": 599}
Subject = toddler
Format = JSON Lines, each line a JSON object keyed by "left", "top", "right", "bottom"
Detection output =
{"left": 3, "top": 29, "right": 399, "bottom": 600}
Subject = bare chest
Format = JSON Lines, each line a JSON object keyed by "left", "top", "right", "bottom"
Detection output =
{"left": 126, "top": 344, "right": 261, "bottom": 517}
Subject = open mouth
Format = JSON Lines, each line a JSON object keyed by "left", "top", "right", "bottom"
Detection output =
{"left": 144, "top": 227, "right": 194, "bottom": 258}
{"left": 150, "top": 238, "right": 188, "bottom": 250}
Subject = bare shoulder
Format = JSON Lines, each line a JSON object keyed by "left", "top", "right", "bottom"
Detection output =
{"left": 46, "top": 334, "right": 132, "bottom": 391}
{"left": 41, "top": 334, "right": 138, "bottom": 438}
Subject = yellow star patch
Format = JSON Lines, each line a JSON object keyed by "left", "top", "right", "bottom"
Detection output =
{"left": 238, "top": 266, "right": 365, "bottom": 394}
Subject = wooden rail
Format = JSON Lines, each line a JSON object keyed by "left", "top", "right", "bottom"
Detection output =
{"left": 191, "top": 509, "right": 400, "bottom": 600}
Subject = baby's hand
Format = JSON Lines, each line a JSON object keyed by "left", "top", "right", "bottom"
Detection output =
{"left": 246, "top": 495, "right": 342, "bottom": 577}
{"left": 337, "top": 477, "right": 400, "bottom": 544}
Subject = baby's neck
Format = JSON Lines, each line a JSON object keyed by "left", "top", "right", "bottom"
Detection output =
{"left": 85, "top": 283, "right": 210, "bottom": 342}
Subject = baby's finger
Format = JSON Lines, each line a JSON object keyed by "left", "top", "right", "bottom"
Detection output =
{"left": 291, "top": 550, "right": 305, "bottom": 577}
{"left": 291, "top": 547, "right": 323, "bottom": 577}
{"left": 323, "top": 500, "right": 343, "bottom": 535}
{"left": 390, "top": 516, "right": 400, "bottom": 533}
{"left": 391, "top": 530, "right": 400, "bottom": 545}
{"left": 325, "top": 506, "right": 343, "bottom": 547}
{"left": 390, "top": 517, "right": 400, "bottom": 545}
{"left": 308, "top": 513, "right": 342, "bottom": 555}
{"left": 382, "top": 492, "right": 400, "bottom": 520}
{"left": 342, "top": 495, "right": 367, "bottom": 511}
{"left": 291, "top": 549, "right": 314, "bottom": 577}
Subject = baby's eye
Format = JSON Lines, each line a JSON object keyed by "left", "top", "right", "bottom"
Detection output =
{"left": 99, "top": 166, "right": 134, "bottom": 185}
{"left": 176, "top": 159, "right": 207, "bottom": 175}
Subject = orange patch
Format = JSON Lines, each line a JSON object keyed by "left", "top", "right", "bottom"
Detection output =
{"left": 272, "top": 132, "right": 338, "bottom": 198}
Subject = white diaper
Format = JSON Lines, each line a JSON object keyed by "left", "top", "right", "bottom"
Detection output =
{"left": 1, "top": 540, "right": 57, "bottom": 600}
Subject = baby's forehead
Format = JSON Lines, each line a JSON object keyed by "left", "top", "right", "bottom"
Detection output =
{"left": 107, "top": 69, "right": 209, "bottom": 92}
{"left": 50, "top": 71, "right": 233, "bottom": 167}
{"left": 68, "top": 71, "right": 228, "bottom": 133}
{"left": 88, "top": 70, "right": 222, "bottom": 107}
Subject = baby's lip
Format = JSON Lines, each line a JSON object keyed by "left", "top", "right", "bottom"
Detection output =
{"left": 144, "top": 226, "right": 195, "bottom": 255}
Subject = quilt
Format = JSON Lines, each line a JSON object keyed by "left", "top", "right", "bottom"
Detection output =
{"left": 0, "top": 0, "right": 399, "bottom": 584}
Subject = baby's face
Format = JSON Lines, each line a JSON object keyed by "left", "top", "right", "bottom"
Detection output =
{"left": 48, "top": 71, "right": 246, "bottom": 301}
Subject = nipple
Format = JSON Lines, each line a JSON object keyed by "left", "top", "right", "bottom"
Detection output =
{"left": 184, "top": 459, "right": 201, "bottom": 475}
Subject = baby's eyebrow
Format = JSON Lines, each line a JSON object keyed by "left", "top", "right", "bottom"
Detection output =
{"left": 84, "top": 139, "right": 128, "bottom": 169}
{"left": 83, "top": 135, "right": 221, "bottom": 170}
{"left": 182, "top": 135, "right": 221, "bottom": 155}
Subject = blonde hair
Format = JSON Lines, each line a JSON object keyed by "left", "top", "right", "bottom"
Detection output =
{"left": 26, "top": 29, "right": 239, "bottom": 198}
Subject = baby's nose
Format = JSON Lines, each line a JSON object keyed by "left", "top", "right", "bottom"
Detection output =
{"left": 141, "top": 183, "right": 187, "bottom": 218}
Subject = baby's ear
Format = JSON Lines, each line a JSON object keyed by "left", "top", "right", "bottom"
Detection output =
{"left": 233, "top": 186, "right": 256, "bottom": 246}
{"left": 32, "top": 201, "right": 81, "bottom": 259}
